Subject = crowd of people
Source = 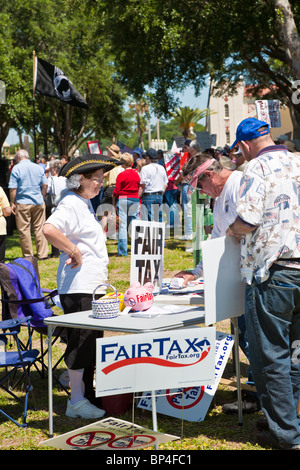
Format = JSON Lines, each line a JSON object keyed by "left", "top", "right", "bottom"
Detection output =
{"left": 1, "top": 116, "right": 300, "bottom": 449}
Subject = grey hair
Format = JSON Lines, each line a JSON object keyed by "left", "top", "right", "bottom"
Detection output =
{"left": 49, "top": 159, "right": 63, "bottom": 172}
{"left": 16, "top": 149, "right": 30, "bottom": 160}
{"left": 66, "top": 174, "right": 82, "bottom": 190}
{"left": 190, "top": 140, "right": 202, "bottom": 153}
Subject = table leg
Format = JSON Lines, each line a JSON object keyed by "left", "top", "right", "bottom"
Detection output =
{"left": 47, "top": 325, "right": 55, "bottom": 437}
{"left": 151, "top": 391, "right": 159, "bottom": 450}
{"left": 231, "top": 317, "right": 243, "bottom": 425}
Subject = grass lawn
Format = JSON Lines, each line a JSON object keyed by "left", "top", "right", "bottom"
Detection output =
{"left": 0, "top": 231, "right": 268, "bottom": 451}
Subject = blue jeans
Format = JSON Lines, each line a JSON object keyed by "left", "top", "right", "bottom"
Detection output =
{"left": 181, "top": 184, "right": 192, "bottom": 236}
{"left": 237, "top": 315, "right": 254, "bottom": 385}
{"left": 117, "top": 197, "right": 140, "bottom": 256}
{"left": 245, "top": 265, "right": 300, "bottom": 448}
{"left": 141, "top": 194, "right": 163, "bottom": 222}
{"left": 164, "top": 189, "right": 179, "bottom": 227}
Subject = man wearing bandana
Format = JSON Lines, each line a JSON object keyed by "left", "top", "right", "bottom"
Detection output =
{"left": 174, "top": 153, "right": 259, "bottom": 414}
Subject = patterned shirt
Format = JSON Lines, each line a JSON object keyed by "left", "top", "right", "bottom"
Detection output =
{"left": 236, "top": 145, "right": 300, "bottom": 284}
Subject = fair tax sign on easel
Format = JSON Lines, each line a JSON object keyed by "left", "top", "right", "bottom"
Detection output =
{"left": 130, "top": 220, "right": 165, "bottom": 290}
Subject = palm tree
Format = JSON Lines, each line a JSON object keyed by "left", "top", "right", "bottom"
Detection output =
{"left": 129, "top": 100, "right": 149, "bottom": 149}
{"left": 170, "top": 106, "right": 215, "bottom": 139}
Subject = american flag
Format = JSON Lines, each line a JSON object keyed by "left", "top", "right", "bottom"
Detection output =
{"left": 117, "top": 141, "right": 134, "bottom": 154}
{"left": 164, "top": 152, "right": 181, "bottom": 179}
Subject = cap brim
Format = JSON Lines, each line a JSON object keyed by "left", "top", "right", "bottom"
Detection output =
{"left": 230, "top": 140, "right": 238, "bottom": 150}
{"left": 59, "top": 154, "right": 122, "bottom": 178}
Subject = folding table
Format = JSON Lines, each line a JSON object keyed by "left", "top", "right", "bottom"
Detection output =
{"left": 44, "top": 304, "right": 206, "bottom": 437}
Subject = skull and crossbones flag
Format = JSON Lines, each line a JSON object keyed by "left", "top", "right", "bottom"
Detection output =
{"left": 34, "top": 57, "right": 88, "bottom": 109}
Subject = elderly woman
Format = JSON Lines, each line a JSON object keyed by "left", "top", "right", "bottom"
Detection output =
{"left": 43, "top": 154, "right": 121, "bottom": 419}
{"left": 112, "top": 153, "right": 140, "bottom": 256}
{"left": 47, "top": 159, "right": 67, "bottom": 204}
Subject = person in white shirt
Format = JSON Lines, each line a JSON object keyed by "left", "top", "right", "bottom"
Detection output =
{"left": 174, "top": 154, "right": 242, "bottom": 284}
{"left": 43, "top": 154, "right": 122, "bottom": 420}
{"left": 45, "top": 159, "right": 67, "bottom": 257}
{"left": 139, "top": 148, "right": 168, "bottom": 222}
{"left": 173, "top": 154, "right": 259, "bottom": 414}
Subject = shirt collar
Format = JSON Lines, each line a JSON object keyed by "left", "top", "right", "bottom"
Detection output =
{"left": 256, "top": 145, "right": 287, "bottom": 158}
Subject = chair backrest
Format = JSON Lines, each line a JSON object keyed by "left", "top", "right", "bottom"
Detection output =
{"left": 0, "top": 256, "right": 53, "bottom": 328}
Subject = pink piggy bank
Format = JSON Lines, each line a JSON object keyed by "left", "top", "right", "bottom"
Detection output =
{"left": 124, "top": 282, "right": 154, "bottom": 311}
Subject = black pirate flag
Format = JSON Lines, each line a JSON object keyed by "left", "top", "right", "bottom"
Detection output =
{"left": 34, "top": 57, "right": 88, "bottom": 109}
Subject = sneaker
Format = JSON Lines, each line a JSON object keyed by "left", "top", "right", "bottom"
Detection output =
{"left": 66, "top": 398, "right": 106, "bottom": 419}
{"left": 180, "top": 234, "right": 193, "bottom": 241}
{"left": 222, "top": 391, "right": 260, "bottom": 414}
{"left": 108, "top": 233, "right": 118, "bottom": 240}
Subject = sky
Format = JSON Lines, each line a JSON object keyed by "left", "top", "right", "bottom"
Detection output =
{"left": 6, "top": 84, "right": 210, "bottom": 145}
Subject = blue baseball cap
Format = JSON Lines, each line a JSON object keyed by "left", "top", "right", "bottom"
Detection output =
{"left": 133, "top": 147, "right": 143, "bottom": 157}
{"left": 230, "top": 117, "right": 270, "bottom": 149}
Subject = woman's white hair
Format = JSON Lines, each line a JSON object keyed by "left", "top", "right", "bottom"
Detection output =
{"left": 66, "top": 174, "right": 82, "bottom": 190}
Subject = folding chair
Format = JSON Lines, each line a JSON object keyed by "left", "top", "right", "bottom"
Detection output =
{"left": 0, "top": 316, "right": 39, "bottom": 428}
{"left": 0, "top": 256, "right": 68, "bottom": 394}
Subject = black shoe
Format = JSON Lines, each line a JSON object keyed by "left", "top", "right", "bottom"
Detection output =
{"left": 222, "top": 391, "right": 260, "bottom": 414}
{"left": 256, "top": 431, "right": 300, "bottom": 450}
{"left": 256, "top": 416, "right": 269, "bottom": 432}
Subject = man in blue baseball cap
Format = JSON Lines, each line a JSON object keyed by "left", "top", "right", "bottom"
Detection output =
{"left": 230, "top": 117, "right": 270, "bottom": 151}
{"left": 132, "top": 147, "right": 145, "bottom": 172}
{"left": 226, "top": 117, "right": 300, "bottom": 449}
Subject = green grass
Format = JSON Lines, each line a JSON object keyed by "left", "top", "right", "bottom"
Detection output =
{"left": 0, "top": 232, "right": 268, "bottom": 450}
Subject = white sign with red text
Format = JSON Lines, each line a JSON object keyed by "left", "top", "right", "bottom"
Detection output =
{"left": 137, "top": 331, "right": 234, "bottom": 422}
{"left": 255, "top": 99, "right": 281, "bottom": 128}
{"left": 95, "top": 327, "right": 215, "bottom": 397}
{"left": 41, "top": 417, "right": 179, "bottom": 450}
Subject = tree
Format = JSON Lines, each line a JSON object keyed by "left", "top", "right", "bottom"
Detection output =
{"left": 169, "top": 107, "right": 214, "bottom": 139}
{"left": 0, "top": 0, "right": 129, "bottom": 157}
{"left": 97, "top": 0, "right": 300, "bottom": 135}
{"left": 128, "top": 100, "right": 149, "bottom": 148}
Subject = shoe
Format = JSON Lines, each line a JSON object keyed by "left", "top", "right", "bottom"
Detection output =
{"left": 185, "top": 247, "right": 193, "bottom": 253}
{"left": 222, "top": 391, "right": 260, "bottom": 414}
{"left": 180, "top": 234, "right": 193, "bottom": 241}
{"left": 256, "top": 431, "right": 300, "bottom": 450}
{"left": 256, "top": 416, "right": 269, "bottom": 432}
{"left": 108, "top": 233, "right": 118, "bottom": 240}
{"left": 66, "top": 398, "right": 106, "bottom": 419}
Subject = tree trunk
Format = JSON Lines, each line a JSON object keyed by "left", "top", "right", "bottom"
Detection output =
{"left": 274, "top": 0, "right": 300, "bottom": 78}
{"left": 0, "top": 119, "right": 12, "bottom": 159}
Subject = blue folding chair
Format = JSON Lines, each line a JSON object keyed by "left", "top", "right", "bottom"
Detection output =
{"left": 0, "top": 256, "right": 68, "bottom": 395}
{"left": 0, "top": 317, "right": 39, "bottom": 428}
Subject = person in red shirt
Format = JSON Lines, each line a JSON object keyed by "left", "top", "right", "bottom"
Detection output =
{"left": 113, "top": 153, "right": 140, "bottom": 256}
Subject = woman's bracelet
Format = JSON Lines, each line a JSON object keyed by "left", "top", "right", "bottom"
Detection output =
{"left": 70, "top": 244, "right": 77, "bottom": 257}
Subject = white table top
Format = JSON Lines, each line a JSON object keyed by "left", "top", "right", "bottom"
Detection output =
{"left": 44, "top": 305, "right": 205, "bottom": 334}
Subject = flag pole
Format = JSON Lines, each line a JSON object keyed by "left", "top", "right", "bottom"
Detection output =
{"left": 33, "top": 50, "right": 37, "bottom": 162}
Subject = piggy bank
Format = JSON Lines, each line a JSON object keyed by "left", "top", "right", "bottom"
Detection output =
{"left": 124, "top": 282, "right": 154, "bottom": 311}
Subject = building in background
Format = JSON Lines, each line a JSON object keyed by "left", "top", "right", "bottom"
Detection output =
{"left": 207, "top": 79, "right": 293, "bottom": 148}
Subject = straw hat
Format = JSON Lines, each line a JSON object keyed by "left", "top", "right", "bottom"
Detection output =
{"left": 105, "top": 144, "right": 121, "bottom": 159}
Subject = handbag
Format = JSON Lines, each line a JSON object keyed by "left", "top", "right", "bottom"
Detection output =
{"left": 45, "top": 178, "right": 56, "bottom": 208}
